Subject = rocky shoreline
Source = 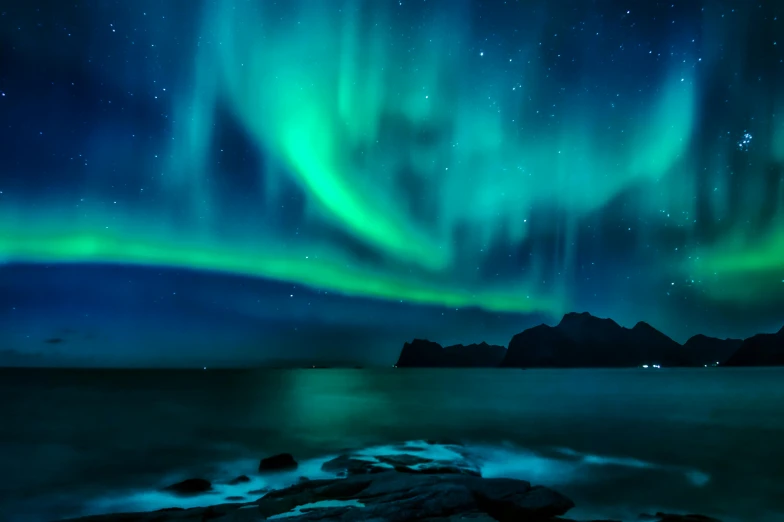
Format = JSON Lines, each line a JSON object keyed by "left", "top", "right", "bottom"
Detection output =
{"left": 62, "top": 443, "right": 721, "bottom": 522}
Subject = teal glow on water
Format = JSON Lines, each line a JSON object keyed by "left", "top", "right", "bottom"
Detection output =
{"left": 2, "top": 368, "right": 783, "bottom": 521}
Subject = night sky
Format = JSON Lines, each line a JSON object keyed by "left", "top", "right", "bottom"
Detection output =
{"left": 1, "top": 0, "right": 782, "bottom": 366}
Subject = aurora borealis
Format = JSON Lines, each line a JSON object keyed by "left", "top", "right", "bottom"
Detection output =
{"left": 1, "top": 0, "right": 783, "bottom": 365}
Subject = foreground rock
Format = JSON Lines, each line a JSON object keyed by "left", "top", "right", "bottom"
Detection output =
{"left": 161, "top": 478, "right": 211, "bottom": 495}
{"left": 60, "top": 445, "right": 722, "bottom": 522}
{"left": 259, "top": 453, "right": 298, "bottom": 472}
{"left": 321, "top": 451, "right": 481, "bottom": 478}
{"left": 63, "top": 471, "right": 575, "bottom": 521}
{"left": 638, "top": 514, "right": 721, "bottom": 522}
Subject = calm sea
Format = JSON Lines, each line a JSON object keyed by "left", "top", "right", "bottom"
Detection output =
{"left": 1, "top": 368, "right": 783, "bottom": 522}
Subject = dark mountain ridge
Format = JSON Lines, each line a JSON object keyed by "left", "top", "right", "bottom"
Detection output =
{"left": 395, "top": 340, "right": 506, "bottom": 368}
{"left": 396, "top": 312, "right": 780, "bottom": 368}
{"left": 725, "top": 326, "right": 784, "bottom": 366}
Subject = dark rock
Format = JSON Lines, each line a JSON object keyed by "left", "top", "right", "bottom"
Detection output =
{"left": 299, "top": 476, "right": 311, "bottom": 482}
{"left": 725, "top": 327, "right": 784, "bottom": 366}
{"left": 52, "top": 461, "right": 716, "bottom": 522}
{"left": 638, "top": 513, "right": 722, "bottom": 522}
{"left": 375, "top": 454, "right": 433, "bottom": 467}
{"left": 394, "top": 462, "right": 481, "bottom": 477}
{"left": 224, "top": 496, "right": 245, "bottom": 502}
{"left": 472, "top": 480, "right": 573, "bottom": 520}
{"left": 162, "top": 478, "right": 212, "bottom": 495}
{"left": 254, "top": 471, "right": 570, "bottom": 521}
{"left": 258, "top": 452, "right": 298, "bottom": 472}
{"left": 556, "top": 519, "right": 621, "bottom": 522}
{"left": 227, "top": 475, "right": 250, "bottom": 485}
{"left": 322, "top": 451, "right": 480, "bottom": 478}
{"left": 247, "top": 487, "right": 270, "bottom": 495}
{"left": 396, "top": 339, "right": 506, "bottom": 368}
{"left": 430, "top": 515, "right": 497, "bottom": 521}
{"left": 321, "top": 455, "right": 389, "bottom": 475}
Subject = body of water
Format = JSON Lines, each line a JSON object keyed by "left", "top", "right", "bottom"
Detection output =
{"left": 2, "top": 367, "right": 783, "bottom": 522}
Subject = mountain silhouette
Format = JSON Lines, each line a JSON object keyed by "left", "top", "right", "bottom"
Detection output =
{"left": 682, "top": 334, "right": 743, "bottom": 367}
{"left": 724, "top": 326, "right": 784, "bottom": 366}
{"left": 502, "top": 312, "right": 684, "bottom": 368}
{"left": 395, "top": 312, "right": 782, "bottom": 368}
{"left": 396, "top": 340, "right": 506, "bottom": 367}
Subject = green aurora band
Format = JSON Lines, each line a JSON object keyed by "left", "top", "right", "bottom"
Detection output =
{"left": 1, "top": 0, "right": 782, "bottom": 314}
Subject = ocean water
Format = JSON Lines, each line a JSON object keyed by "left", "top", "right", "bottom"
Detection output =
{"left": 1, "top": 367, "right": 784, "bottom": 522}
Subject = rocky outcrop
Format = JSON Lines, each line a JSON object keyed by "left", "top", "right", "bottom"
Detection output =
{"left": 321, "top": 450, "right": 481, "bottom": 478}
{"left": 228, "top": 475, "right": 251, "bottom": 485}
{"left": 638, "top": 514, "right": 721, "bottom": 522}
{"left": 58, "top": 444, "right": 722, "bottom": 522}
{"left": 162, "top": 478, "right": 211, "bottom": 495}
{"left": 61, "top": 472, "right": 575, "bottom": 521}
{"left": 396, "top": 340, "right": 506, "bottom": 368}
{"left": 259, "top": 453, "right": 298, "bottom": 472}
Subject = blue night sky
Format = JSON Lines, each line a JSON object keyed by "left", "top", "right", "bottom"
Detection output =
{"left": 0, "top": 0, "right": 782, "bottom": 366}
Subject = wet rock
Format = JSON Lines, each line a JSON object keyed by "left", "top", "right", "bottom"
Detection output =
{"left": 375, "top": 453, "right": 433, "bottom": 467}
{"left": 259, "top": 453, "right": 298, "bottom": 472}
{"left": 321, "top": 455, "right": 389, "bottom": 475}
{"left": 474, "top": 481, "right": 574, "bottom": 520}
{"left": 394, "top": 461, "right": 482, "bottom": 477}
{"left": 255, "top": 471, "right": 570, "bottom": 521}
{"left": 54, "top": 455, "right": 718, "bottom": 522}
{"left": 556, "top": 519, "right": 622, "bottom": 522}
{"left": 638, "top": 514, "right": 722, "bottom": 522}
{"left": 227, "top": 475, "right": 250, "bottom": 485}
{"left": 322, "top": 450, "right": 480, "bottom": 478}
{"left": 162, "top": 478, "right": 212, "bottom": 495}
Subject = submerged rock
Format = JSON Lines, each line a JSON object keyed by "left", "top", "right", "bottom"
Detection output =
{"left": 227, "top": 475, "right": 250, "bottom": 485}
{"left": 162, "top": 478, "right": 211, "bottom": 495}
{"left": 259, "top": 453, "right": 298, "bottom": 472}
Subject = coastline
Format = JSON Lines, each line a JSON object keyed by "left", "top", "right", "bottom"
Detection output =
{"left": 58, "top": 441, "right": 721, "bottom": 522}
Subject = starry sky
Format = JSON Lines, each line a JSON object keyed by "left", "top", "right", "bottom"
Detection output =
{"left": 0, "top": 0, "right": 782, "bottom": 366}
